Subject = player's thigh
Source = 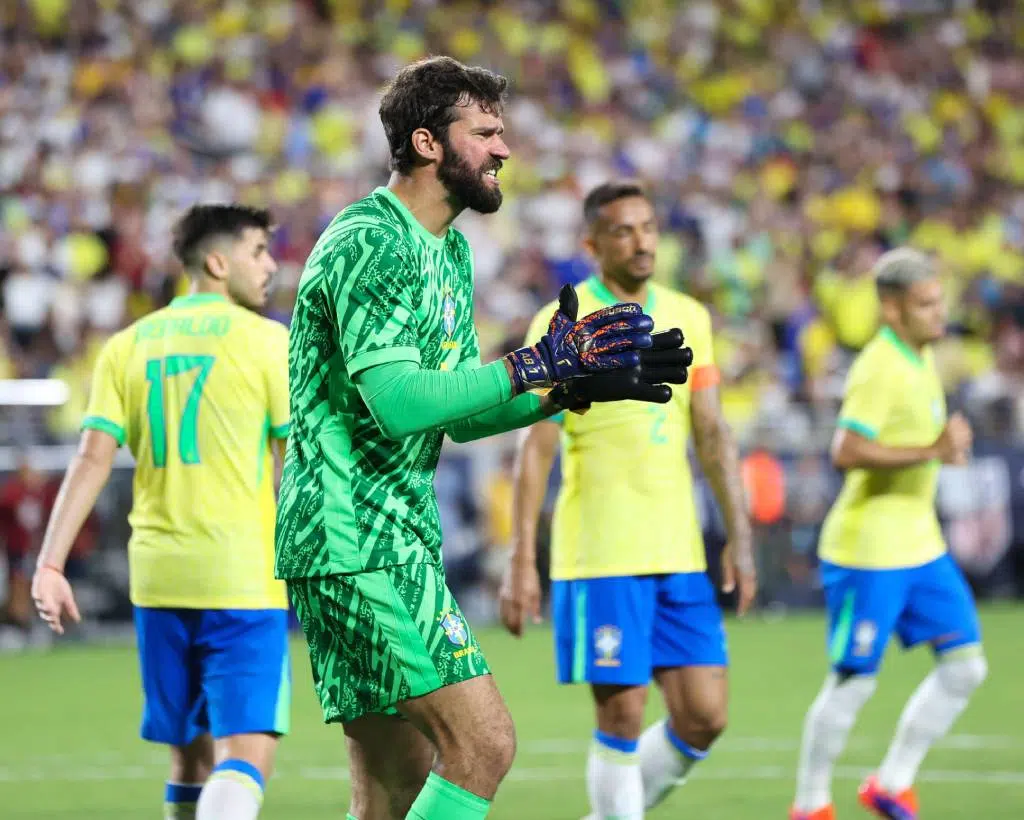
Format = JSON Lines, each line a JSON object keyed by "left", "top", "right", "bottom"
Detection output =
{"left": 551, "top": 575, "right": 657, "bottom": 687}
{"left": 197, "top": 607, "right": 291, "bottom": 773}
{"left": 650, "top": 573, "right": 729, "bottom": 730}
{"left": 897, "top": 554, "right": 983, "bottom": 655}
{"left": 344, "top": 713, "right": 435, "bottom": 820}
{"left": 134, "top": 607, "right": 207, "bottom": 746}
{"left": 821, "top": 562, "right": 905, "bottom": 675}
{"left": 288, "top": 563, "right": 491, "bottom": 725}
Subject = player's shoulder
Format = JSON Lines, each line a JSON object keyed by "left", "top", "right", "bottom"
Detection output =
{"left": 651, "top": 282, "right": 709, "bottom": 319}
{"left": 95, "top": 323, "right": 136, "bottom": 362}
{"left": 316, "top": 190, "right": 413, "bottom": 256}
{"left": 846, "top": 332, "right": 895, "bottom": 385}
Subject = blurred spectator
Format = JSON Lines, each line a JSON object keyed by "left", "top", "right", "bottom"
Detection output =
{"left": 0, "top": 454, "right": 96, "bottom": 630}
{"left": 3, "top": 0, "right": 1024, "bottom": 615}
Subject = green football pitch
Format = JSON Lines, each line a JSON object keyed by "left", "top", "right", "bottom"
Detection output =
{"left": 2, "top": 606, "right": 1022, "bottom": 819}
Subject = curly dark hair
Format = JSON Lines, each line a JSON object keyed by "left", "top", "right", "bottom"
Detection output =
{"left": 171, "top": 204, "right": 273, "bottom": 271}
{"left": 379, "top": 56, "right": 508, "bottom": 175}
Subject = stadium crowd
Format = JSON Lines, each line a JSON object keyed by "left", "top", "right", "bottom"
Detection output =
{"left": 2, "top": 0, "right": 1024, "bottom": 630}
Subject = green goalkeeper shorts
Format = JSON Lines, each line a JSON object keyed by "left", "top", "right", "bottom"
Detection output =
{"left": 288, "top": 562, "right": 491, "bottom": 724}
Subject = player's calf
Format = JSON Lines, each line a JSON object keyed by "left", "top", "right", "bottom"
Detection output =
{"left": 344, "top": 713, "right": 435, "bottom": 820}
{"left": 792, "top": 671, "right": 877, "bottom": 815}
{"left": 636, "top": 665, "right": 727, "bottom": 811}
{"left": 195, "top": 732, "right": 279, "bottom": 820}
{"left": 166, "top": 735, "right": 213, "bottom": 819}
{"left": 874, "top": 647, "right": 987, "bottom": 799}
{"left": 587, "top": 685, "right": 648, "bottom": 820}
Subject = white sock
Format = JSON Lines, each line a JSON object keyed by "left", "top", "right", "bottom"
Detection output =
{"left": 793, "top": 672, "right": 877, "bottom": 812}
{"left": 878, "top": 651, "right": 987, "bottom": 793}
{"left": 587, "top": 731, "right": 644, "bottom": 820}
{"left": 196, "top": 760, "right": 265, "bottom": 820}
{"left": 638, "top": 719, "right": 708, "bottom": 809}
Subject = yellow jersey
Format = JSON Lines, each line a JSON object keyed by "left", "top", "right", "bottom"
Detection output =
{"left": 527, "top": 277, "right": 719, "bottom": 580}
{"left": 820, "top": 326, "right": 946, "bottom": 569}
{"left": 83, "top": 293, "right": 290, "bottom": 609}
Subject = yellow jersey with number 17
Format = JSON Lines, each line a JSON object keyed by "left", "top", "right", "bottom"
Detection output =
{"left": 526, "top": 277, "right": 719, "bottom": 581}
{"left": 83, "top": 293, "right": 290, "bottom": 609}
{"left": 819, "top": 326, "right": 947, "bottom": 570}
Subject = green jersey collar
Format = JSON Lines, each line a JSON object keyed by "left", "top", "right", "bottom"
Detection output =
{"left": 880, "top": 325, "right": 924, "bottom": 367}
{"left": 375, "top": 187, "right": 447, "bottom": 250}
{"left": 586, "top": 276, "right": 656, "bottom": 313}
{"left": 170, "top": 293, "right": 228, "bottom": 308}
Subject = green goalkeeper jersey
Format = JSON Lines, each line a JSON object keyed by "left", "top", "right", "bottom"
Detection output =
{"left": 275, "top": 187, "right": 480, "bottom": 579}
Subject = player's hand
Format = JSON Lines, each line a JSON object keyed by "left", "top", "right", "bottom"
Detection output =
{"left": 721, "top": 544, "right": 757, "bottom": 617}
{"left": 549, "top": 328, "right": 694, "bottom": 410}
{"left": 934, "top": 412, "right": 973, "bottom": 465}
{"left": 499, "top": 556, "right": 542, "bottom": 638}
{"left": 504, "top": 284, "right": 654, "bottom": 393}
{"left": 31, "top": 566, "right": 81, "bottom": 635}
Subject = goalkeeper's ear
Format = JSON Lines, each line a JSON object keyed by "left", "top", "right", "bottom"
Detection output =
{"left": 558, "top": 284, "right": 579, "bottom": 321}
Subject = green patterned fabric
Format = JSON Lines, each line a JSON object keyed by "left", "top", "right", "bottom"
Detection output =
{"left": 288, "top": 563, "right": 489, "bottom": 723}
{"left": 275, "top": 187, "right": 480, "bottom": 579}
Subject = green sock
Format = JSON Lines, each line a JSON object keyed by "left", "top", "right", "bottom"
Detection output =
{"left": 406, "top": 772, "right": 491, "bottom": 820}
{"left": 346, "top": 815, "right": 358, "bottom": 820}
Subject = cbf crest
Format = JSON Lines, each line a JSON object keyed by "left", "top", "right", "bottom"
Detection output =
{"left": 594, "top": 625, "right": 622, "bottom": 667}
{"left": 441, "top": 610, "right": 468, "bottom": 647}
{"left": 441, "top": 286, "right": 459, "bottom": 351}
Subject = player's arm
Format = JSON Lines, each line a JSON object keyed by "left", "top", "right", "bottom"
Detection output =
{"left": 832, "top": 416, "right": 970, "bottom": 469}
{"left": 831, "top": 356, "right": 970, "bottom": 470}
{"left": 336, "top": 229, "right": 654, "bottom": 440}
{"left": 691, "top": 383, "right": 757, "bottom": 614}
{"left": 500, "top": 419, "right": 560, "bottom": 636}
{"left": 354, "top": 360, "right": 562, "bottom": 440}
{"left": 34, "top": 336, "right": 125, "bottom": 634}
{"left": 32, "top": 429, "right": 118, "bottom": 633}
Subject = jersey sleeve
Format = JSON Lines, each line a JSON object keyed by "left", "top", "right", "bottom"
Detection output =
{"left": 82, "top": 336, "right": 127, "bottom": 446}
{"left": 263, "top": 321, "right": 290, "bottom": 439}
{"left": 686, "top": 304, "right": 720, "bottom": 391}
{"left": 330, "top": 226, "right": 422, "bottom": 377}
{"left": 837, "top": 351, "right": 891, "bottom": 440}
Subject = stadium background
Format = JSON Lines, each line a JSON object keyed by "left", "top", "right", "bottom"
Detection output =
{"left": 1, "top": 1, "right": 1024, "bottom": 817}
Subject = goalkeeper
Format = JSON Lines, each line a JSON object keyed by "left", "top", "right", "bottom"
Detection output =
{"left": 501, "top": 181, "right": 757, "bottom": 820}
{"left": 274, "top": 58, "right": 692, "bottom": 820}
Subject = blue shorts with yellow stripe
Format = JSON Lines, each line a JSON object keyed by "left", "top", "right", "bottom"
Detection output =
{"left": 823, "top": 554, "right": 981, "bottom": 676}
{"left": 133, "top": 607, "right": 291, "bottom": 745}
{"left": 551, "top": 572, "right": 728, "bottom": 686}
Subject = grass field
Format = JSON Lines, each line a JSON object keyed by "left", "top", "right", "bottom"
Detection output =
{"left": 2, "top": 606, "right": 1022, "bottom": 819}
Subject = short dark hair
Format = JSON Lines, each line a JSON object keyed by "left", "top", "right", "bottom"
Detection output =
{"left": 379, "top": 56, "right": 508, "bottom": 175}
{"left": 171, "top": 204, "right": 273, "bottom": 271}
{"left": 583, "top": 181, "right": 649, "bottom": 227}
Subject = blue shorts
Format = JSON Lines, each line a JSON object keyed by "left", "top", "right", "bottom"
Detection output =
{"left": 551, "top": 572, "right": 728, "bottom": 686}
{"left": 823, "top": 554, "right": 981, "bottom": 676}
{"left": 134, "top": 607, "right": 291, "bottom": 746}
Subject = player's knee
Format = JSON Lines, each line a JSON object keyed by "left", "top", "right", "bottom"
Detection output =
{"left": 699, "top": 706, "right": 728, "bottom": 741}
{"left": 170, "top": 738, "right": 214, "bottom": 784}
{"left": 937, "top": 650, "right": 987, "bottom": 697}
{"left": 810, "top": 672, "right": 877, "bottom": 727}
{"left": 481, "top": 710, "right": 517, "bottom": 779}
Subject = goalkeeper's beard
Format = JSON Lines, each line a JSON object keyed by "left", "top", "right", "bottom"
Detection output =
{"left": 438, "top": 139, "right": 503, "bottom": 215}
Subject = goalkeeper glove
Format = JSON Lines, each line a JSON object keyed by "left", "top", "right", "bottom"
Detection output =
{"left": 549, "top": 328, "right": 694, "bottom": 411}
{"left": 504, "top": 284, "right": 653, "bottom": 393}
